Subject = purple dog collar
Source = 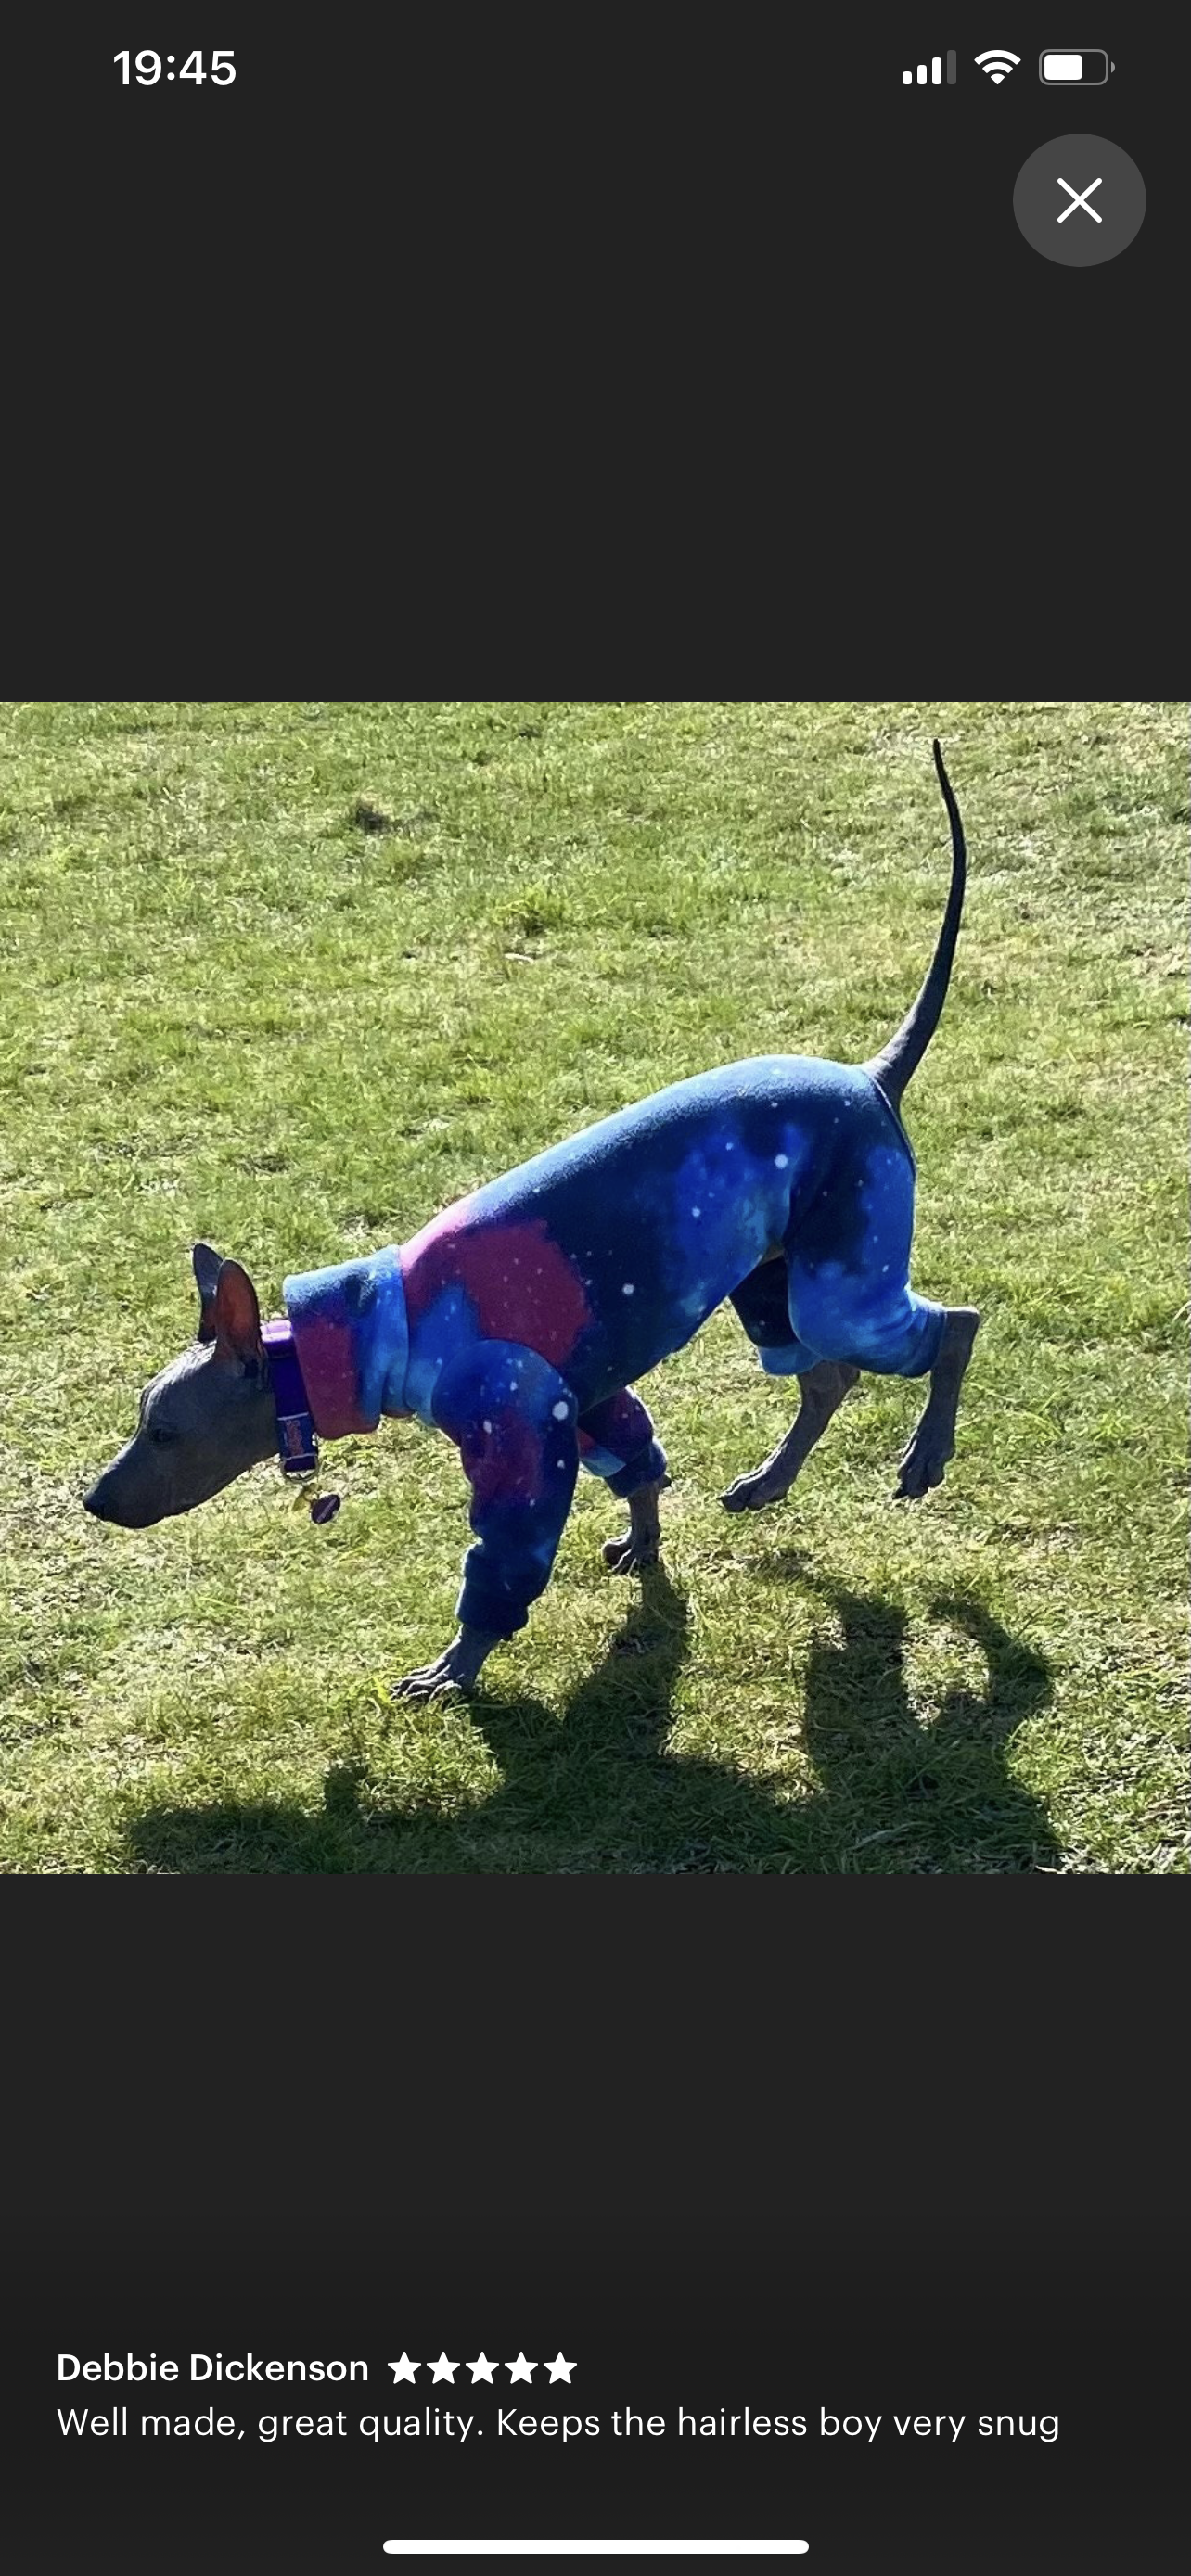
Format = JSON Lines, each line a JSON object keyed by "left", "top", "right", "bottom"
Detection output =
{"left": 262, "top": 1320, "right": 319, "bottom": 1475}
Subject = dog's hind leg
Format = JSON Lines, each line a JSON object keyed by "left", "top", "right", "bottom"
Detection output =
{"left": 783, "top": 1250, "right": 980, "bottom": 1502}
{"left": 721, "top": 1358, "right": 859, "bottom": 1513}
{"left": 722, "top": 1256, "right": 857, "bottom": 1514}
{"left": 776, "top": 1129, "right": 979, "bottom": 1504}
{"left": 893, "top": 1306, "right": 980, "bottom": 1498}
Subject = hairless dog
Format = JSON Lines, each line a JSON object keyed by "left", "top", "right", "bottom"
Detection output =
{"left": 85, "top": 743, "right": 979, "bottom": 1699}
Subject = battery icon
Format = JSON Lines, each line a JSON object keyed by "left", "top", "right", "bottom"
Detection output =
{"left": 1040, "top": 49, "right": 1114, "bottom": 82}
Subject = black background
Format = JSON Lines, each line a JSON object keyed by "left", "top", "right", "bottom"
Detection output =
{"left": 0, "top": 14, "right": 1185, "bottom": 683}
{"left": 5, "top": 1885, "right": 1185, "bottom": 2570}
{"left": 1, "top": 8, "right": 1186, "bottom": 2574}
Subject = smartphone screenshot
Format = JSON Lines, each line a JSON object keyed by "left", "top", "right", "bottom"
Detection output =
{"left": 1, "top": 16, "right": 1185, "bottom": 2576}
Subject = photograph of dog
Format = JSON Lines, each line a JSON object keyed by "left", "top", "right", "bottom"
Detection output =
{"left": 2, "top": 702, "right": 1184, "bottom": 1872}
{"left": 85, "top": 747, "right": 979, "bottom": 1705}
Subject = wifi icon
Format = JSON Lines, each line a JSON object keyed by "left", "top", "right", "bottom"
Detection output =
{"left": 975, "top": 48, "right": 1021, "bottom": 83}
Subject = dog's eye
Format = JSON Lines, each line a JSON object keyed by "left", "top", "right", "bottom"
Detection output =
{"left": 150, "top": 1425, "right": 179, "bottom": 1447}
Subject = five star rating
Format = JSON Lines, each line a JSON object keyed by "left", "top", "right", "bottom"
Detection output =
{"left": 390, "top": 2353, "right": 575, "bottom": 2385}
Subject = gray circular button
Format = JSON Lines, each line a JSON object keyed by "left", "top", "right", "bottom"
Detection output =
{"left": 1014, "top": 134, "right": 1146, "bottom": 265}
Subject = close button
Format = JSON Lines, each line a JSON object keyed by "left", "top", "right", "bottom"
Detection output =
{"left": 1014, "top": 134, "right": 1146, "bottom": 265}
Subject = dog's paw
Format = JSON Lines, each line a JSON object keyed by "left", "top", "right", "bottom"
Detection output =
{"left": 391, "top": 1657, "right": 467, "bottom": 1702}
{"left": 893, "top": 1431, "right": 953, "bottom": 1499}
{"left": 390, "top": 1642, "right": 473, "bottom": 1701}
{"left": 720, "top": 1466, "right": 789, "bottom": 1513}
{"left": 390, "top": 1626, "right": 499, "bottom": 1701}
{"left": 602, "top": 1530, "right": 660, "bottom": 1575}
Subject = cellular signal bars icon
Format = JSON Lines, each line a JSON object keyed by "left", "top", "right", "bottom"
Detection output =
{"left": 903, "top": 53, "right": 957, "bottom": 84}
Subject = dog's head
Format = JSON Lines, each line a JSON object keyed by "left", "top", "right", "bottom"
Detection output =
{"left": 83, "top": 1245, "right": 278, "bottom": 1527}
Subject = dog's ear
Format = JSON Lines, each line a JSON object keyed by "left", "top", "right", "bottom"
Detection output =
{"left": 192, "top": 1242, "right": 224, "bottom": 1343}
{"left": 211, "top": 1258, "right": 265, "bottom": 1372}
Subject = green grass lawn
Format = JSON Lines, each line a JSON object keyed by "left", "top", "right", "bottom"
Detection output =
{"left": 0, "top": 701, "right": 1185, "bottom": 1872}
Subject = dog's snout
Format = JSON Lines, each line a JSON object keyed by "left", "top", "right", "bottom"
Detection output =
{"left": 83, "top": 1473, "right": 123, "bottom": 1523}
{"left": 83, "top": 1470, "right": 155, "bottom": 1528}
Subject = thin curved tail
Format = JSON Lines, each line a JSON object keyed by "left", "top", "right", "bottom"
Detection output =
{"left": 863, "top": 739, "right": 966, "bottom": 1111}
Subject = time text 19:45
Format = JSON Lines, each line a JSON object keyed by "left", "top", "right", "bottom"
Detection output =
{"left": 114, "top": 53, "right": 236, "bottom": 84}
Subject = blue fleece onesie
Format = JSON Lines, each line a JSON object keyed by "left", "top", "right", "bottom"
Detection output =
{"left": 284, "top": 1056, "right": 945, "bottom": 1639}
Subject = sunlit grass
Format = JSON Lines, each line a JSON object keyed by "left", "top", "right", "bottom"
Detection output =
{"left": 0, "top": 699, "right": 1185, "bottom": 1870}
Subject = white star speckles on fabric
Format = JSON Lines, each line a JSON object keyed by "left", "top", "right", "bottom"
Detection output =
{"left": 545, "top": 2352, "right": 575, "bottom": 2382}
{"left": 467, "top": 2353, "right": 496, "bottom": 2382}
{"left": 389, "top": 2353, "right": 420, "bottom": 2381}
{"left": 429, "top": 2352, "right": 458, "bottom": 2382}
{"left": 506, "top": 2352, "right": 536, "bottom": 2381}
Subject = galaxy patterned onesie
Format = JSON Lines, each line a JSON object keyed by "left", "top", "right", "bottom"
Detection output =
{"left": 284, "top": 1056, "right": 945, "bottom": 1641}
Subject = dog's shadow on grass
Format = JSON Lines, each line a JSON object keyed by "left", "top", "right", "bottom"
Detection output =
{"left": 126, "top": 1562, "right": 1061, "bottom": 1874}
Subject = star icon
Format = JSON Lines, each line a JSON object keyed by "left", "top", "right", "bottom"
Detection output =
{"left": 545, "top": 2353, "right": 575, "bottom": 2382}
{"left": 467, "top": 2353, "right": 496, "bottom": 2383}
{"left": 506, "top": 2353, "right": 536, "bottom": 2382}
{"left": 389, "top": 2354, "right": 420, "bottom": 2382}
{"left": 429, "top": 2353, "right": 458, "bottom": 2382}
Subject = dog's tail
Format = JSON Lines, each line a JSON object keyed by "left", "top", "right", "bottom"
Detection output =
{"left": 863, "top": 739, "right": 966, "bottom": 1111}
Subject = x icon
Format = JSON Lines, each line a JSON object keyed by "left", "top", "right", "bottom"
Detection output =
{"left": 1057, "top": 175, "right": 1102, "bottom": 223}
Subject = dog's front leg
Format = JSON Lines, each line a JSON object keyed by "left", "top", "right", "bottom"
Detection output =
{"left": 391, "top": 1626, "right": 504, "bottom": 1701}
{"left": 390, "top": 1341, "right": 581, "bottom": 1702}
{"left": 602, "top": 1476, "right": 666, "bottom": 1574}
